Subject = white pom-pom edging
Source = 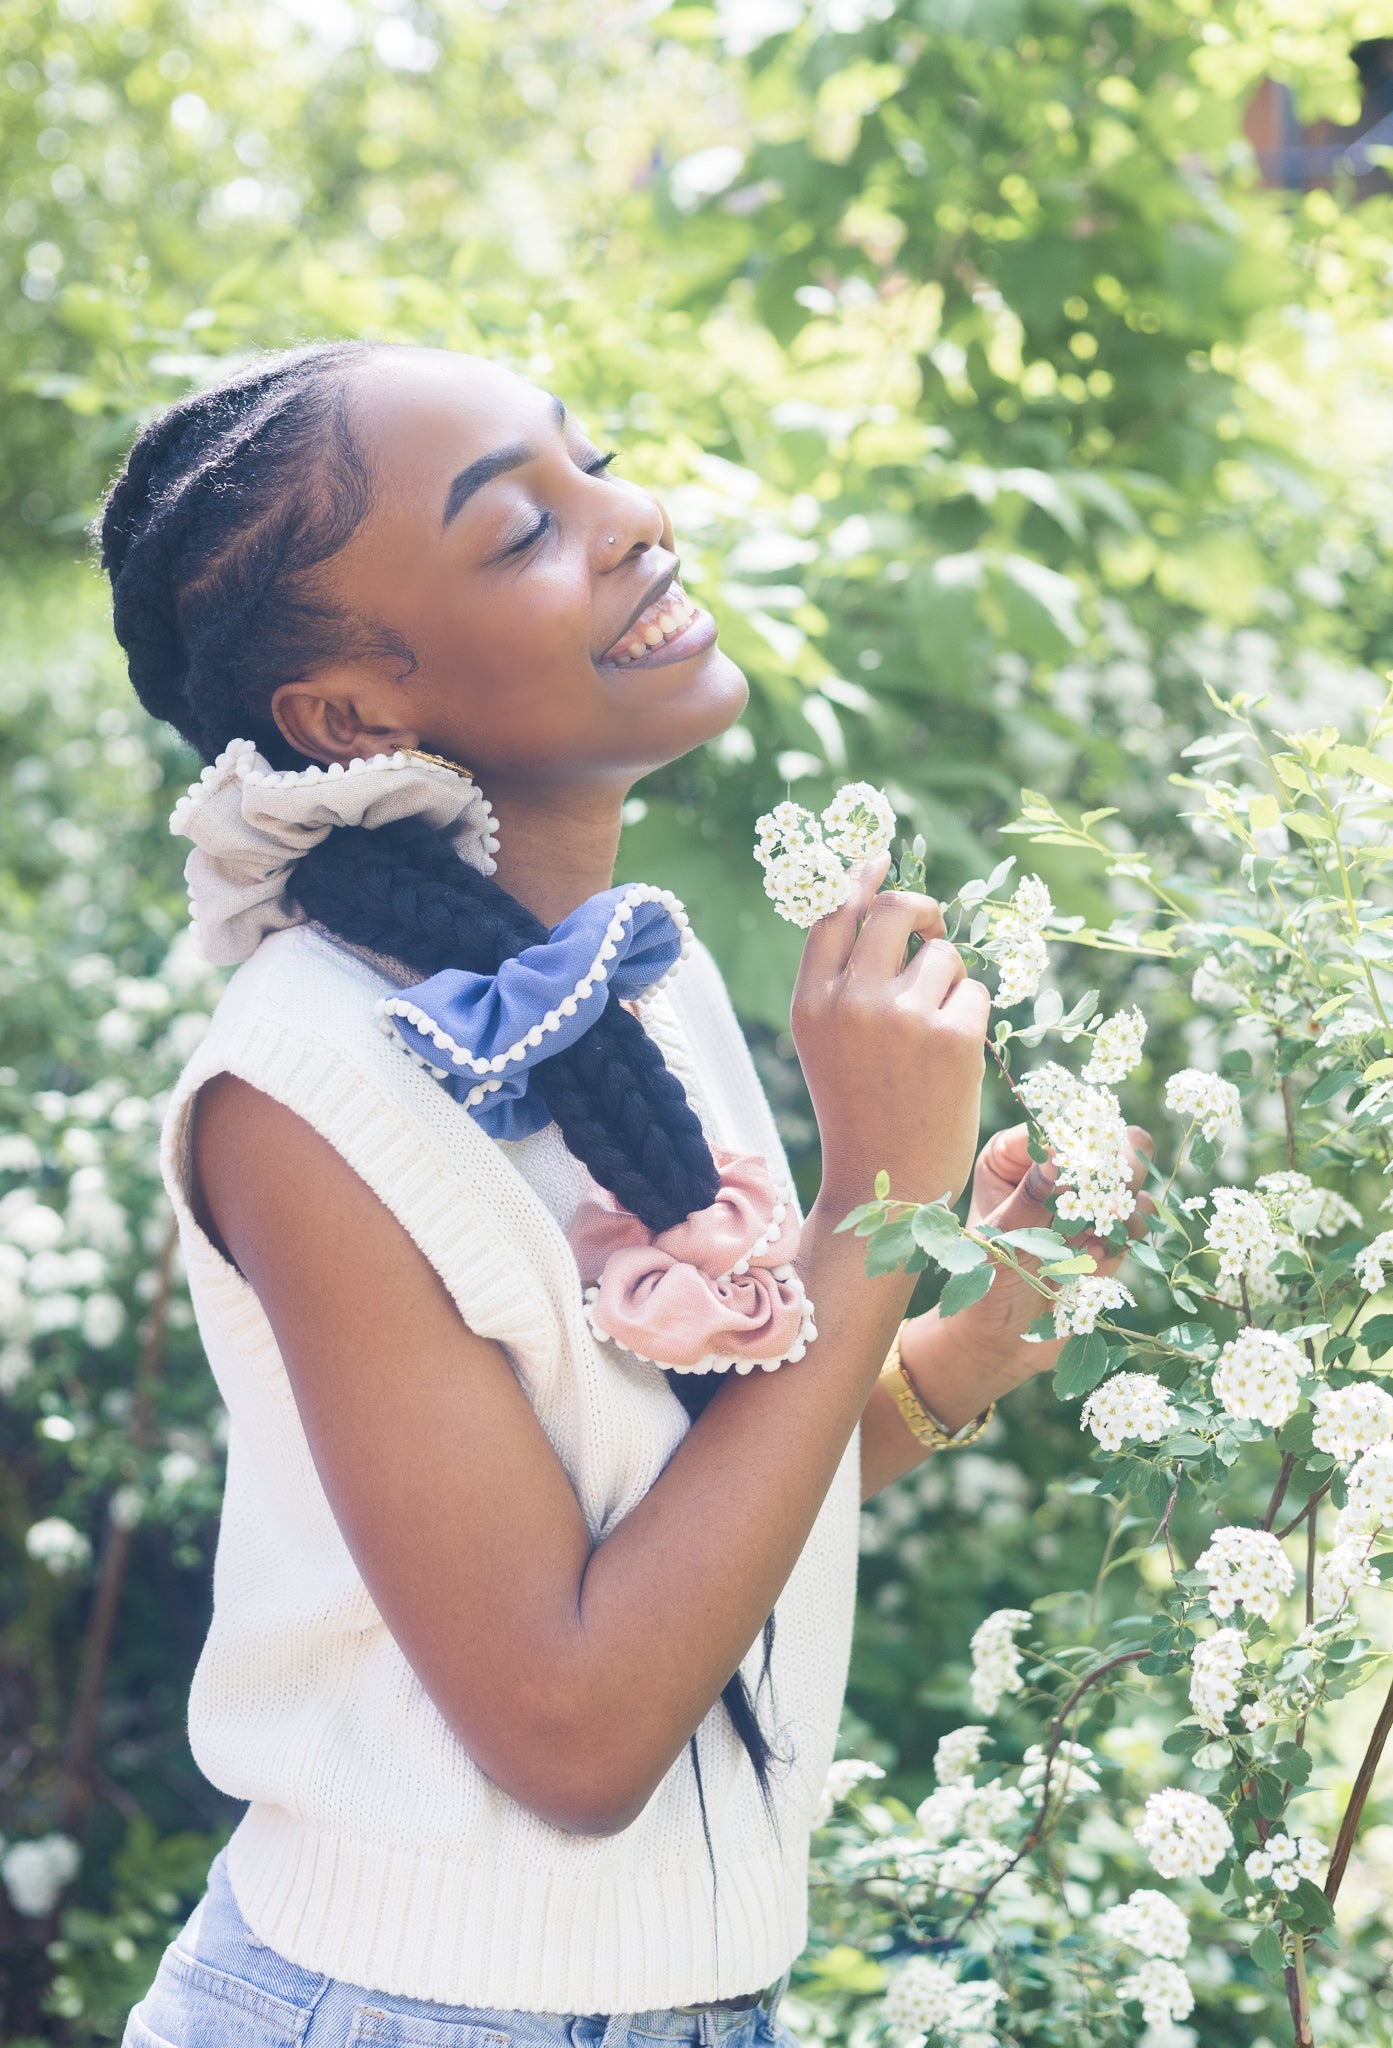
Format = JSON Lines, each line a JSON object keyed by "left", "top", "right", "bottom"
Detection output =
{"left": 719, "top": 1189, "right": 792, "bottom": 1280}
{"left": 377, "top": 885, "right": 691, "bottom": 1078}
{"left": 583, "top": 1268, "right": 817, "bottom": 1376}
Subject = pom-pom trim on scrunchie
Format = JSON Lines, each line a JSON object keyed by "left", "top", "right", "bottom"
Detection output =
{"left": 170, "top": 739, "right": 500, "bottom": 965}
{"left": 568, "top": 1150, "right": 817, "bottom": 1375}
{"left": 377, "top": 883, "right": 691, "bottom": 1141}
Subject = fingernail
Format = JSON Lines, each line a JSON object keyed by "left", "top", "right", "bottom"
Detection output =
{"left": 1023, "top": 1162, "right": 1057, "bottom": 1202}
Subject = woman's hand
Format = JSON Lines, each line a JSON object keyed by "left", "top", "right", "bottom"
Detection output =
{"left": 792, "top": 854, "right": 991, "bottom": 1219}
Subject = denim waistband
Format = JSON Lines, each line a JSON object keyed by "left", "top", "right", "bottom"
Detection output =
{"left": 127, "top": 1850, "right": 791, "bottom": 2048}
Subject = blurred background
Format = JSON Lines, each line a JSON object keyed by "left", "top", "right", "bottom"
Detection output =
{"left": 4, "top": 1, "right": 1393, "bottom": 2040}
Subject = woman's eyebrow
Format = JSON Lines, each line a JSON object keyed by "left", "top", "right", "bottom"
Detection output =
{"left": 441, "top": 397, "right": 569, "bottom": 529}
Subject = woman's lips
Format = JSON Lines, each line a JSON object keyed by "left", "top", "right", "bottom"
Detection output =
{"left": 597, "top": 580, "right": 718, "bottom": 669}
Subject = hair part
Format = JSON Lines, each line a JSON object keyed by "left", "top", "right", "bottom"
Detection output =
{"left": 98, "top": 342, "right": 779, "bottom": 1796}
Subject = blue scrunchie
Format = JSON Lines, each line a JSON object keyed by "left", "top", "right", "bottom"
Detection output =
{"left": 377, "top": 883, "right": 690, "bottom": 1140}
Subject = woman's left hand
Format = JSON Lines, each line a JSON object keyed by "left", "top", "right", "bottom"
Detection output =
{"left": 917, "top": 1120, "right": 1153, "bottom": 1394}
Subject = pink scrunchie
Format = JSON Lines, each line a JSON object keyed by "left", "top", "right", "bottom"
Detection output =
{"left": 568, "top": 1150, "right": 813, "bottom": 1374}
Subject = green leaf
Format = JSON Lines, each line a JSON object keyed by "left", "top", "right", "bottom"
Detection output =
{"left": 1360, "top": 1313, "right": 1393, "bottom": 1358}
{"left": 835, "top": 1201, "right": 882, "bottom": 1233}
{"left": 1276, "top": 1411, "right": 1315, "bottom": 1455}
{"left": 1043, "top": 1253, "right": 1098, "bottom": 1276}
{"left": 938, "top": 1263, "right": 996, "bottom": 1318}
{"left": 1250, "top": 1925, "right": 1285, "bottom": 1975}
{"left": 873, "top": 1169, "right": 890, "bottom": 1200}
{"left": 1290, "top": 1878, "right": 1335, "bottom": 1931}
{"left": 1052, "top": 1331, "right": 1112, "bottom": 1400}
{"left": 1305, "top": 1066, "right": 1360, "bottom": 1105}
{"left": 864, "top": 1217, "right": 919, "bottom": 1276}
{"left": 998, "top": 1227, "right": 1073, "bottom": 1260}
{"left": 1275, "top": 1743, "right": 1313, "bottom": 1786}
{"left": 910, "top": 1204, "right": 985, "bottom": 1272}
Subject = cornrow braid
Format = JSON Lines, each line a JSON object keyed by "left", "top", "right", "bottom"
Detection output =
{"left": 97, "top": 341, "right": 778, "bottom": 1798}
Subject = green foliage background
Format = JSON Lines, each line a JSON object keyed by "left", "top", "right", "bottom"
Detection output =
{"left": 4, "top": 0, "right": 1393, "bottom": 2039}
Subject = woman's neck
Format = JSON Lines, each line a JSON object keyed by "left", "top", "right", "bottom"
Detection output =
{"left": 486, "top": 784, "right": 625, "bottom": 931}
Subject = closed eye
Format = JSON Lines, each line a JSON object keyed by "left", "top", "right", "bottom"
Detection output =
{"left": 492, "top": 450, "right": 620, "bottom": 561}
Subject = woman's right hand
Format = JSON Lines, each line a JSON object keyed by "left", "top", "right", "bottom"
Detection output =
{"left": 791, "top": 853, "right": 991, "bottom": 1216}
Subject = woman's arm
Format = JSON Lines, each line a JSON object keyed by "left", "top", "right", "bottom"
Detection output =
{"left": 194, "top": 862, "right": 991, "bottom": 1837}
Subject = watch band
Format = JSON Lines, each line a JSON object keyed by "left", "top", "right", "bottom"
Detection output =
{"left": 881, "top": 1320, "right": 996, "bottom": 1452}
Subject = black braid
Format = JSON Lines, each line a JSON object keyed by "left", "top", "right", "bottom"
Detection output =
{"left": 97, "top": 341, "right": 778, "bottom": 1798}
{"left": 286, "top": 819, "right": 721, "bottom": 1233}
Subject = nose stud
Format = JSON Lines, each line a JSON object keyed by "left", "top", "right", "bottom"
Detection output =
{"left": 606, "top": 535, "right": 616, "bottom": 546}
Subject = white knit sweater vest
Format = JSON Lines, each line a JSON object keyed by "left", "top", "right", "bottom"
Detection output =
{"left": 160, "top": 923, "right": 860, "bottom": 2013}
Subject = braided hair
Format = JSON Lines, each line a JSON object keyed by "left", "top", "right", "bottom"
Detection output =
{"left": 98, "top": 341, "right": 778, "bottom": 1801}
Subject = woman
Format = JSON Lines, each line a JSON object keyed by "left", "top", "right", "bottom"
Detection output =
{"left": 101, "top": 342, "right": 1138, "bottom": 2048}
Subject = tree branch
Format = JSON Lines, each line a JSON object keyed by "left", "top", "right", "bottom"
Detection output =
{"left": 1324, "top": 1666, "right": 1393, "bottom": 1909}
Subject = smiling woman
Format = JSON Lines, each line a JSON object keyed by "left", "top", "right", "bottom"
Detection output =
{"left": 93, "top": 340, "right": 1061, "bottom": 2048}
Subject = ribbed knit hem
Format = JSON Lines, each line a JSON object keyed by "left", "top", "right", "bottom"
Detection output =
{"left": 226, "top": 1804, "right": 809, "bottom": 2013}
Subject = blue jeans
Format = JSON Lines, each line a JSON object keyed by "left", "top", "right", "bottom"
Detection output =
{"left": 123, "top": 1851, "right": 798, "bottom": 2048}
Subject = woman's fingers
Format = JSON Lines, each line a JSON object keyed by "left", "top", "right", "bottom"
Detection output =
{"left": 844, "top": 887, "right": 948, "bottom": 982}
{"left": 797, "top": 851, "right": 891, "bottom": 984}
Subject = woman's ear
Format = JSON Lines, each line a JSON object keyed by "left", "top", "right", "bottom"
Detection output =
{"left": 271, "top": 673, "right": 420, "bottom": 767}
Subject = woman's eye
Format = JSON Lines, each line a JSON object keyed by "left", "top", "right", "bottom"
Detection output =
{"left": 500, "top": 510, "right": 554, "bottom": 559}
{"left": 584, "top": 449, "right": 619, "bottom": 475}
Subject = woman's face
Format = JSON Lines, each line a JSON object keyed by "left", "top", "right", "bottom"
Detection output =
{"left": 285, "top": 348, "right": 749, "bottom": 797}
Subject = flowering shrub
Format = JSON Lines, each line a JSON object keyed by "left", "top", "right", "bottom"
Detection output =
{"left": 777, "top": 698, "right": 1393, "bottom": 2046}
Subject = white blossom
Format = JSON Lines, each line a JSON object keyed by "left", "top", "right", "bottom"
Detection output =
{"left": 1314, "top": 1533, "right": 1379, "bottom": 1618}
{"left": 1019, "top": 1740, "right": 1099, "bottom": 1798}
{"left": 757, "top": 843, "right": 851, "bottom": 927}
{"left": 1193, "top": 1525, "right": 1295, "bottom": 1623}
{"left": 0, "top": 1194, "right": 64, "bottom": 1253}
{"left": 1133, "top": 1788, "right": 1233, "bottom": 1878}
{"left": 1355, "top": 1230, "right": 1393, "bottom": 1295}
{"left": 1211, "top": 1327, "right": 1308, "bottom": 1427}
{"left": 1165, "top": 1067, "right": 1241, "bottom": 1141}
{"left": 1080, "top": 1372, "right": 1178, "bottom": 1452}
{"left": 1097, "top": 1889, "right": 1191, "bottom": 1960}
{"left": 969, "top": 1607, "right": 1032, "bottom": 1716}
{"left": 81, "top": 1292, "right": 125, "bottom": 1349}
{"left": 991, "top": 875, "right": 1053, "bottom": 1008}
{"left": 1335, "top": 1442, "right": 1393, "bottom": 1538}
{"left": 1117, "top": 1958, "right": 1195, "bottom": 2028}
{"left": 915, "top": 1779, "right": 1025, "bottom": 1847}
{"left": 1189, "top": 1627, "right": 1246, "bottom": 1733}
{"left": 1245, "top": 1833, "right": 1325, "bottom": 1893}
{"left": 1241, "top": 1696, "right": 1278, "bottom": 1732}
{"left": 24, "top": 1517, "right": 91, "bottom": 1577}
{"left": 1083, "top": 1006, "right": 1147, "bottom": 1084}
{"left": 1256, "top": 1171, "right": 1362, "bottom": 1239}
{"left": 883, "top": 1957, "right": 1004, "bottom": 2040}
{"left": 820, "top": 781, "right": 896, "bottom": 862}
{"left": 1053, "top": 1274, "right": 1134, "bottom": 1338}
{"left": 811, "top": 1757, "right": 885, "bottom": 1826}
{"left": 1316, "top": 1007, "right": 1378, "bottom": 1046}
{"left": 1016, "top": 1064, "right": 1136, "bottom": 1235}
{"left": 1311, "top": 1381, "right": 1393, "bottom": 1465}
{"left": 1, "top": 1833, "right": 80, "bottom": 1917}
{"left": 1204, "top": 1187, "right": 1278, "bottom": 1281}
{"left": 0, "top": 1135, "right": 42, "bottom": 1174}
{"left": 934, "top": 1725, "right": 989, "bottom": 1786}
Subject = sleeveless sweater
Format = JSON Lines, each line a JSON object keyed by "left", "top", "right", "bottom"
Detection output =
{"left": 159, "top": 922, "right": 860, "bottom": 2014}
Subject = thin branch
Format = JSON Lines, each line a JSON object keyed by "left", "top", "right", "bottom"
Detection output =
{"left": 1262, "top": 1453, "right": 1297, "bottom": 1534}
{"left": 60, "top": 1213, "right": 178, "bottom": 1830}
{"left": 1275, "top": 1480, "right": 1331, "bottom": 1544}
{"left": 1324, "top": 1666, "right": 1393, "bottom": 1908}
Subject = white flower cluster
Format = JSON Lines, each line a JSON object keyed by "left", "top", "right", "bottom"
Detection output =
{"left": 1019, "top": 1739, "right": 1099, "bottom": 1798}
{"left": 1336, "top": 1442, "right": 1393, "bottom": 1537}
{"left": 1355, "top": 1229, "right": 1393, "bottom": 1295}
{"left": 820, "top": 781, "right": 897, "bottom": 862}
{"left": 753, "top": 786, "right": 895, "bottom": 928}
{"left": 1, "top": 1832, "right": 80, "bottom": 1917}
{"left": 1015, "top": 1063, "right": 1137, "bottom": 1234}
{"left": 1082, "top": 1005, "right": 1148, "bottom": 1085}
{"left": 934, "top": 1725, "right": 989, "bottom": 1786}
{"left": 1312, "top": 1381, "right": 1393, "bottom": 1465}
{"left": 1245, "top": 1832, "right": 1325, "bottom": 1893}
{"left": 1189, "top": 1627, "right": 1246, "bottom": 1733}
{"left": 1241, "top": 1695, "right": 1279, "bottom": 1733}
{"left": 1116, "top": 1959, "right": 1195, "bottom": 2029}
{"left": 1133, "top": 1788, "right": 1233, "bottom": 1878}
{"left": 1193, "top": 1524, "right": 1295, "bottom": 1623}
{"left": 811, "top": 1756, "right": 886, "bottom": 1827}
{"left": 883, "top": 1957, "right": 1003, "bottom": 2042}
{"left": 1204, "top": 1187, "right": 1278, "bottom": 1282}
{"left": 1256, "top": 1171, "right": 1362, "bottom": 1240}
{"left": 24, "top": 1516, "right": 91, "bottom": 1578}
{"left": 1211, "top": 1327, "right": 1309, "bottom": 1427}
{"left": 915, "top": 1779, "right": 1025, "bottom": 1850}
{"left": 1165, "top": 1067, "right": 1241, "bottom": 1142}
{"left": 991, "top": 874, "right": 1053, "bottom": 1008}
{"left": 969, "top": 1607, "right": 1033, "bottom": 1716}
{"left": 1316, "top": 1006, "right": 1379, "bottom": 1045}
{"left": 1052, "top": 1274, "right": 1133, "bottom": 1338}
{"left": 1314, "top": 1533, "right": 1379, "bottom": 1618}
{"left": 1097, "top": 1888, "right": 1191, "bottom": 1960}
{"left": 1080, "top": 1371, "right": 1178, "bottom": 1452}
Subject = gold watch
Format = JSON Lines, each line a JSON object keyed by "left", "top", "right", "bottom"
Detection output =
{"left": 880, "top": 1321, "right": 996, "bottom": 1452}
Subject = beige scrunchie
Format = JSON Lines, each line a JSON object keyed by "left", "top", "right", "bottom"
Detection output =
{"left": 170, "top": 738, "right": 500, "bottom": 965}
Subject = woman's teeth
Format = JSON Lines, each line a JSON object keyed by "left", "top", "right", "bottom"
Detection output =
{"left": 607, "top": 584, "right": 697, "bottom": 661}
